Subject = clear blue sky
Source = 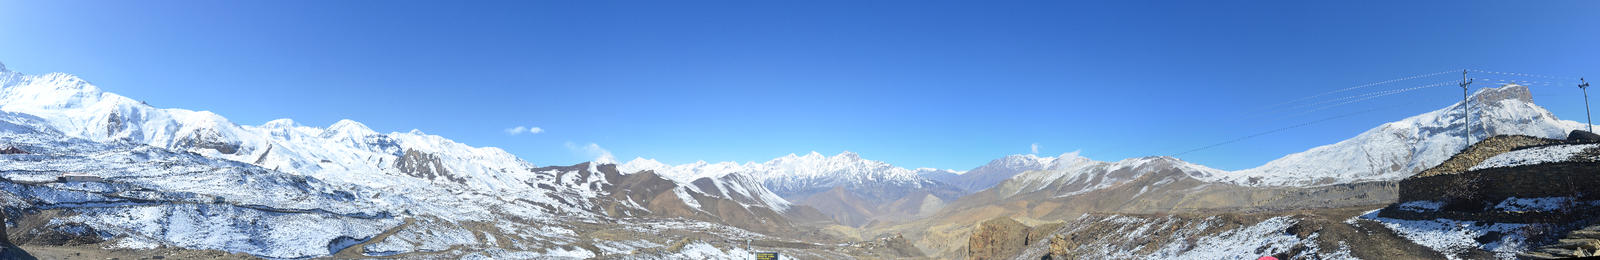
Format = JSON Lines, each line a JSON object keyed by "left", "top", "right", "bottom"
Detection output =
{"left": 1, "top": 1, "right": 1595, "bottom": 170}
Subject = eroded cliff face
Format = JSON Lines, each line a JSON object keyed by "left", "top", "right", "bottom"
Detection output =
{"left": 965, "top": 217, "right": 1064, "bottom": 260}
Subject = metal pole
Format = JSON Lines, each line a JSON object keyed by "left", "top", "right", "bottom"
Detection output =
{"left": 1461, "top": 70, "right": 1472, "bottom": 146}
{"left": 1583, "top": 78, "right": 1593, "bottom": 132}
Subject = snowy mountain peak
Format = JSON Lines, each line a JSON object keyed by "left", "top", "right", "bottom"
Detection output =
{"left": 323, "top": 119, "right": 377, "bottom": 137}
{"left": 1473, "top": 84, "right": 1533, "bottom": 104}
{"left": 622, "top": 157, "right": 669, "bottom": 173}
{"left": 836, "top": 151, "right": 861, "bottom": 160}
{"left": 261, "top": 118, "right": 298, "bottom": 129}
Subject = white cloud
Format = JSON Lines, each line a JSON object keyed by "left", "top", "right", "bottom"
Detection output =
{"left": 565, "top": 142, "right": 617, "bottom": 164}
{"left": 1031, "top": 143, "right": 1040, "bottom": 154}
{"left": 504, "top": 125, "right": 544, "bottom": 135}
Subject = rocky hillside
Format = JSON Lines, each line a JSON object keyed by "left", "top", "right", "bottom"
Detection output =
{"left": 1372, "top": 132, "right": 1600, "bottom": 259}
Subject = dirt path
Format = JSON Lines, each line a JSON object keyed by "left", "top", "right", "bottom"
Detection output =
{"left": 329, "top": 217, "right": 415, "bottom": 258}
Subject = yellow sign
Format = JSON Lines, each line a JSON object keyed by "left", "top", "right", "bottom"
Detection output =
{"left": 755, "top": 252, "right": 779, "bottom": 260}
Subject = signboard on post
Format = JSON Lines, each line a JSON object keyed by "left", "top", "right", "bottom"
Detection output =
{"left": 755, "top": 252, "right": 779, "bottom": 260}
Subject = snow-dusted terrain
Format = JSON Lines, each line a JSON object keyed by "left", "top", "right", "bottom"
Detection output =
{"left": 1470, "top": 143, "right": 1600, "bottom": 170}
{"left": 1020, "top": 214, "right": 1355, "bottom": 259}
{"left": 1361, "top": 207, "right": 1540, "bottom": 259}
{"left": 0, "top": 62, "right": 806, "bottom": 258}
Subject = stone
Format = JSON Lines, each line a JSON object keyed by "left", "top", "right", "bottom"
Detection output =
{"left": 1571, "top": 230, "right": 1600, "bottom": 240}
{"left": 1570, "top": 130, "right": 1600, "bottom": 143}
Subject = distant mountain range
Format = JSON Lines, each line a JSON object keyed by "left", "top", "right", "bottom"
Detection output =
{"left": 3, "top": 60, "right": 1592, "bottom": 259}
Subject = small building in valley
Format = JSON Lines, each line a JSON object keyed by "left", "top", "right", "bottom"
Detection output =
{"left": 58, "top": 172, "right": 104, "bottom": 182}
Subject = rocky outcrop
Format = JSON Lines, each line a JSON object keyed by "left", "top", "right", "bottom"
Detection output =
{"left": 176, "top": 128, "right": 241, "bottom": 154}
{"left": 1572, "top": 130, "right": 1600, "bottom": 143}
{"left": 966, "top": 217, "right": 1059, "bottom": 260}
{"left": 0, "top": 212, "right": 35, "bottom": 260}
{"left": 1524, "top": 225, "right": 1600, "bottom": 259}
{"left": 394, "top": 149, "right": 464, "bottom": 184}
{"left": 0, "top": 146, "right": 23, "bottom": 155}
{"left": 967, "top": 217, "right": 1029, "bottom": 260}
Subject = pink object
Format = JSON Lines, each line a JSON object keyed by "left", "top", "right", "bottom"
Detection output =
{"left": 1258, "top": 257, "right": 1279, "bottom": 260}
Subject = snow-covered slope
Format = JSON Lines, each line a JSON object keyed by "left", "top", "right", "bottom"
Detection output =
{"left": 0, "top": 72, "right": 537, "bottom": 192}
{"left": 1205, "top": 85, "right": 1587, "bottom": 187}
{"left": 0, "top": 62, "right": 807, "bottom": 258}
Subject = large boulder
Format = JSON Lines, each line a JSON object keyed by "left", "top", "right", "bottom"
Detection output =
{"left": 1569, "top": 130, "right": 1600, "bottom": 143}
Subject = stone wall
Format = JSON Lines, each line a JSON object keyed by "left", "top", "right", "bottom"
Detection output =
{"left": 1400, "top": 162, "right": 1600, "bottom": 204}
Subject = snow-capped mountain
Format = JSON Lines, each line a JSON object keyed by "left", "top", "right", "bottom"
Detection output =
{"left": 755, "top": 151, "right": 960, "bottom": 200}
{"left": 0, "top": 62, "right": 809, "bottom": 258}
{"left": 621, "top": 151, "right": 962, "bottom": 199}
{"left": 620, "top": 151, "right": 969, "bottom": 226}
{"left": 1206, "top": 84, "right": 1587, "bottom": 187}
{"left": 934, "top": 153, "right": 1061, "bottom": 192}
{"left": 0, "top": 63, "right": 561, "bottom": 214}
{"left": 994, "top": 153, "right": 1224, "bottom": 199}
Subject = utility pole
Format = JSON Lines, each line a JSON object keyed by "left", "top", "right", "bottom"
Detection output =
{"left": 1461, "top": 70, "right": 1473, "bottom": 146}
{"left": 1583, "top": 78, "right": 1593, "bottom": 132}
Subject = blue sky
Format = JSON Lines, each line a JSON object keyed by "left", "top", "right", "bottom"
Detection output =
{"left": 1, "top": 1, "right": 1596, "bottom": 170}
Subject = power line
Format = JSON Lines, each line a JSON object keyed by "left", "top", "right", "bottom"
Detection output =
{"left": 1257, "top": 70, "right": 1456, "bottom": 112}
{"left": 1249, "top": 81, "right": 1456, "bottom": 121}
{"left": 1171, "top": 104, "right": 1402, "bottom": 157}
{"left": 1468, "top": 69, "right": 1582, "bottom": 82}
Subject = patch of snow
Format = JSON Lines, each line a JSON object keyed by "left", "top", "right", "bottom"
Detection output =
{"left": 673, "top": 187, "right": 703, "bottom": 209}
{"left": 1492, "top": 196, "right": 1598, "bottom": 212}
{"left": 1398, "top": 200, "right": 1444, "bottom": 212}
{"left": 1151, "top": 216, "right": 1320, "bottom": 259}
{"left": 1364, "top": 213, "right": 1531, "bottom": 259}
{"left": 661, "top": 242, "right": 755, "bottom": 260}
{"left": 540, "top": 246, "right": 597, "bottom": 259}
{"left": 1471, "top": 144, "right": 1599, "bottom": 171}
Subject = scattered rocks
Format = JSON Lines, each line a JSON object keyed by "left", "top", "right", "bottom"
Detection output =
{"left": 1523, "top": 226, "right": 1600, "bottom": 259}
